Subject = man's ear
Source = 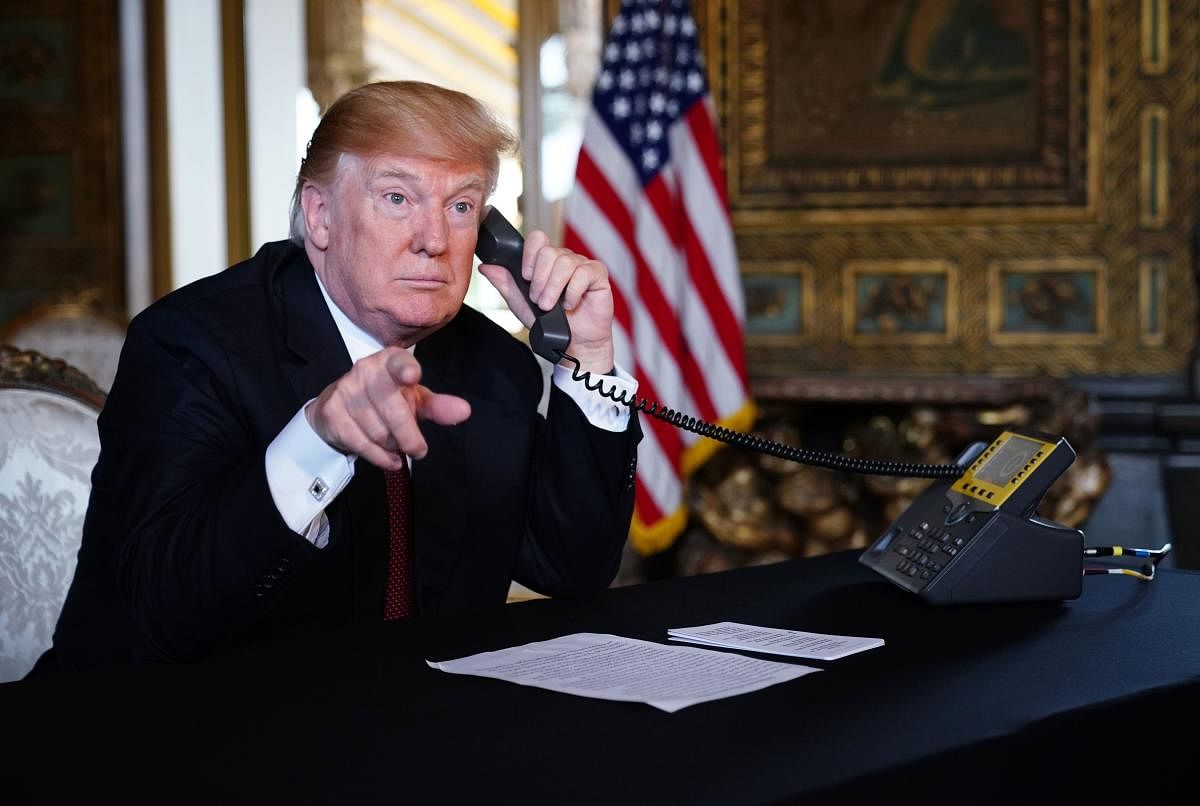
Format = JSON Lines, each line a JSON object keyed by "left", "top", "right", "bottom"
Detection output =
{"left": 301, "top": 182, "right": 331, "bottom": 250}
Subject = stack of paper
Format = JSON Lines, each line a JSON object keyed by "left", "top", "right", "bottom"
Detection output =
{"left": 667, "top": 622, "right": 884, "bottom": 661}
{"left": 428, "top": 633, "right": 820, "bottom": 712}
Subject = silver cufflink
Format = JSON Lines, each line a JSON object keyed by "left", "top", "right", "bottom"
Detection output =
{"left": 309, "top": 477, "right": 329, "bottom": 501}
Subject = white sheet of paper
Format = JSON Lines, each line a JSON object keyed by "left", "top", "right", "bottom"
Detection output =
{"left": 427, "top": 632, "right": 819, "bottom": 713}
{"left": 667, "top": 622, "right": 884, "bottom": 661}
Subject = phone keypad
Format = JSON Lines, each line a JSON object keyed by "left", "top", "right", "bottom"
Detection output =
{"left": 889, "top": 516, "right": 976, "bottom": 587}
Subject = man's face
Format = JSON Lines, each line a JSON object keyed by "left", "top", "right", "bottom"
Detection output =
{"left": 312, "top": 153, "right": 486, "bottom": 346}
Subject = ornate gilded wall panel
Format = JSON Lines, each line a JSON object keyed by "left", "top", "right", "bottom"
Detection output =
{"left": 696, "top": 0, "right": 1197, "bottom": 379}
{"left": 0, "top": 0, "right": 124, "bottom": 324}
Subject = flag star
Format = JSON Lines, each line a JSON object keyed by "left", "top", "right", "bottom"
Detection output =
{"left": 647, "top": 119, "right": 664, "bottom": 141}
{"left": 639, "top": 66, "right": 652, "bottom": 86}
{"left": 667, "top": 99, "right": 680, "bottom": 117}
{"left": 625, "top": 41, "right": 641, "bottom": 61}
{"left": 630, "top": 122, "right": 645, "bottom": 143}
{"left": 642, "top": 148, "right": 660, "bottom": 170}
{"left": 612, "top": 14, "right": 627, "bottom": 35}
{"left": 642, "top": 37, "right": 657, "bottom": 58}
{"left": 677, "top": 44, "right": 691, "bottom": 65}
{"left": 631, "top": 12, "right": 644, "bottom": 34}
{"left": 635, "top": 94, "right": 647, "bottom": 116}
{"left": 605, "top": 42, "right": 620, "bottom": 62}
{"left": 655, "top": 65, "right": 669, "bottom": 85}
{"left": 681, "top": 15, "right": 696, "bottom": 36}
{"left": 645, "top": 9, "right": 660, "bottom": 29}
{"left": 612, "top": 96, "right": 631, "bottom": 118}
{"left": 620, "top": 68, "right": 636, "bottom": 89}
{"left": 650, "top": 92, "right": 666, "bottom": 113}
{"left": 664, "top": 14, "right": 677, "bottom": 35}
{"left": 687, "top": 71, "right": 704, "bottom": 93}
{"left": 670, "top": 72, "right": 684, "bottom": 91}
{"left": 597, "top": 70, "right": 613, "bottom": 91}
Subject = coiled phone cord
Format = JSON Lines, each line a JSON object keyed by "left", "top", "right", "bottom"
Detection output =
{"left": 560, "top": 353, "right": 964, "bottom": 479}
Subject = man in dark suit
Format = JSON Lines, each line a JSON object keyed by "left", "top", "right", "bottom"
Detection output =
{"left": 36, "top": 81, "right": 641, "bottom": 673}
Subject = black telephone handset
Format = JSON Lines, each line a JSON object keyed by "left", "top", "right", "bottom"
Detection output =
{"left": 475, "top": 207, "right": 572, "bottom": 364}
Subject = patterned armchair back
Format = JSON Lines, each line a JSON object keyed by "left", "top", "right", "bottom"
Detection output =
{"left": 0, "top": 346, "right": 105, "bottom": 682}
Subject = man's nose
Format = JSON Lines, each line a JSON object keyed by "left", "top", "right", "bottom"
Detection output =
{"left": 411, "top": 207, "right": 448, "bottom": 255}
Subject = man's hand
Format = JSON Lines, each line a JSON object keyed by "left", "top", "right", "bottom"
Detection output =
{"left": 478, "top": 229, "right": 615, "bottom": 375}
{"left": 305, "top": 347, "right": 471, "bottom": 469}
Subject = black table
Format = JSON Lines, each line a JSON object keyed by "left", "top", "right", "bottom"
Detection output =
{"left": 4, "top": 550, "right": 1199, "bottom": 803}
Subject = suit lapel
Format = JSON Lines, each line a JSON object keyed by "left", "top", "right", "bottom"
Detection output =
{"left": 276, "top": 255, "right": 353, "bottom": 404}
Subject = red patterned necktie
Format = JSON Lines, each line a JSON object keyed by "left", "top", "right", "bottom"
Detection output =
{"left": 383, "top": 457, "right": 414, "bottom": 620}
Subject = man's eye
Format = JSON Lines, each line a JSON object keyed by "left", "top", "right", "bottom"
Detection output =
{"left": 453, "top": 201, "right": 471, "bottom": 213}
{"left": 387, "top": 193, "right": 405, "bottom": 204}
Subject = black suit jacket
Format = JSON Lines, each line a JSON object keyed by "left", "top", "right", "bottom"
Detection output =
{"left": 43, "top": 241, "right": 640, "bottom": 672}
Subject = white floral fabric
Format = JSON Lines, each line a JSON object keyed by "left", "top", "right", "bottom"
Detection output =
{"left": 0, "top": 389, "right": 99, "bottom": 681}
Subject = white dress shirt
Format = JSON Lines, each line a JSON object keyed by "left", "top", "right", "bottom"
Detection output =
{"left": 264, "top": 272, "right": 638, "bottom": 548}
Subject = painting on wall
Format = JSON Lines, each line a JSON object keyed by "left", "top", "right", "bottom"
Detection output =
{"left": 988, "top": 258, "right": 1106, "bottom": 343}
{"left": 843, "top": 260, "right": 957, "bottom": 343}
{"left": 743, "top": 264, "right": 812, "bottom": 339}
{"left": 727, "top": 0, "right": 1093, "bottom": 213}
{"left": 0, "top": 3, "right": 123, "bottom": 325}
{"left": 0, "top": 17, "right": 73, "bottom": 103}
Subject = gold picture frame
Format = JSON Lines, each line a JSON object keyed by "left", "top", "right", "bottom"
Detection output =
{"left": 714, "top": 0, "right": 1106, "bottom": 228}
{"left": 742, "top": 260, "right": 814, "bottom": 345}
{"left": 842, "top": 260, "right": 958, "bottom": 344}
{"left": 988, "top": 258, "right": 1107, "bottom": 344}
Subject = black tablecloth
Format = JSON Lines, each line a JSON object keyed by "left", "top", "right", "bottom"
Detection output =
{"left": 4, "top": 550, "right": 1199, "bottom": 803}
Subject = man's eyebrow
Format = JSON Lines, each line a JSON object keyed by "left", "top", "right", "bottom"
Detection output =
{"left": 375, "top": 167, "right": 418, "bottom": 181}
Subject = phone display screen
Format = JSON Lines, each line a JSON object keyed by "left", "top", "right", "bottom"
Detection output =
{"left": 973, "top": 435, "right": 1043, "bottom": 486}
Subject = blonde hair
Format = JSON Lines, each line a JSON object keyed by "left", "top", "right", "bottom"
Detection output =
{"left": 289, "top": 81, "right": 518, "bottom": 244}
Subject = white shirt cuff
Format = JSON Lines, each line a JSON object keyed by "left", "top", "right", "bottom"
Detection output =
{"left": 265, "top": 401, "right": 357, "bottom": 546}
{"left": 552, "top": 362, "right": 638, "bottom": 433}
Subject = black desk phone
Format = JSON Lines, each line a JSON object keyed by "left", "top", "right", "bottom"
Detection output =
{"left": 475, "top": 209, "right": 1117, "bottom": 604}
{"left": 858, "top": 431, "right": 1084, "bottom": 603}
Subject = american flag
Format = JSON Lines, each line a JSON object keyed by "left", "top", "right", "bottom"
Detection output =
{"left": 563, "top": 0, "right": 754, "bottom": 554}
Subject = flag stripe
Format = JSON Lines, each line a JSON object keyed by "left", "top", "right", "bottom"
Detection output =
{"left": 563, "top": 0, "right": 752, "bottom": 552}
{"left": 602, "top": 159, "right": 732, "bottom": 424}
{"left": 563, "top": 195, "right": 701, "bottom": 426}
{"left": 574, "top": 151, "right": 720, "bottom": 423}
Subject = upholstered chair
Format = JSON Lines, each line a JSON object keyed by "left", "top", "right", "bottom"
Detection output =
{"left": 0, "top": 289, "right": 127, "bottom": 392}
{"left": 0, "top": 346, "right": 105, "bottom": 682}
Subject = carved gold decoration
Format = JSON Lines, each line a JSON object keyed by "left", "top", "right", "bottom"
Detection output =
{"left": 679, "top": 376, "right": 1107, "bottom": 569}
{"left": 0, "top": 345, "right": 106, "bottom": 411}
